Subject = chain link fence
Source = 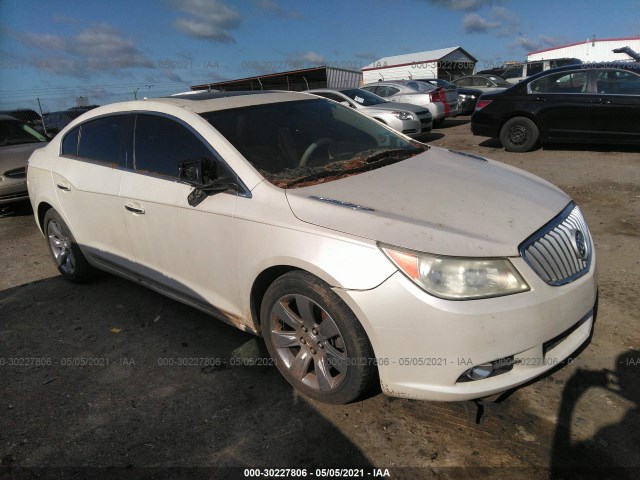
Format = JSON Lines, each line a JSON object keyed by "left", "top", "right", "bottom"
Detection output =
{"left": 0, "top": 85, "right": 186, "bottom": 137}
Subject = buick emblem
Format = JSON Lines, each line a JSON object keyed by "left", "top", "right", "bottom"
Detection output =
{"left": 574, "top": 230, "right": 588, "bottom": 260}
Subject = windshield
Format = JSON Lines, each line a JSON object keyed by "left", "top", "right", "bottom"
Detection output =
{"left": 0, "top": 119, "right": 48, "bottom": 146}
{"left": 406, "top": 81, "right": 436, "bottom": 92}
{"left": 201, "top": 99, "right": 426, "bottom": 188}
{"left": 489, "top": 75, "right": 513, "bottom": 86}
{"left": 340, "top": 89, "right": 386, "bottom": 106}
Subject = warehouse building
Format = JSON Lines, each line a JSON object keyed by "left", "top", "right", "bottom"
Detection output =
{"left": 361, "top": 47, "right": 477, "bottom": 84}
{"left": 527, "top": 36, "right": 640, "bottom": 63}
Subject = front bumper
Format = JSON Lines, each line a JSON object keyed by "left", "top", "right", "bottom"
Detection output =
{"left": 335, "top": 255, "right": 597, "bottom": 401}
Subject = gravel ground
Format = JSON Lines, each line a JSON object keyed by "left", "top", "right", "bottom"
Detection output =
{"left": 1, "top": 118, "right": 638, "bottom": 479}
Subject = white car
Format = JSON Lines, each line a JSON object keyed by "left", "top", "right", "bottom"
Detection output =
{"left": 362, "top": 80, "right": 461, "bottom": 125}
{"left": 307, "top": 88, "right": 432, "bottom": 138}
{"left": 27, "top": 91, "right": 597, "bottom": 404}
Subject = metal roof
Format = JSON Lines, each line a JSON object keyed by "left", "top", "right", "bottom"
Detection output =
{"left": 363, "top": 47, "right": 478, "bottom": 71}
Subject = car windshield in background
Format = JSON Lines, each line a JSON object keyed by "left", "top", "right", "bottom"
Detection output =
{"left": 201, "top": 99, "right": 426, "bottom": 188}
{"left": 0, "top": 119, "right": 48, "bottom": 146}
{"left": 406, "top": 81, "right": 436, "bottom": 92}
{"left": 488, "top": 76, "right": 512, "bottom": 87}
{"left": 340, "top": 89, "right": 386, "bottom": 106}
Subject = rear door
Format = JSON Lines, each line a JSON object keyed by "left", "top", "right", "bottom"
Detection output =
{"left": 527, "top": 69, "right": 593, "bottom": 141}
{"left": 119, "top": 113, "right": 242, "bottom": 318}
{"left": 590, "top": 68, "right": 640, "bottom": 143}
{"left": 52, "top": 114, "right": 133, "bottom": 267}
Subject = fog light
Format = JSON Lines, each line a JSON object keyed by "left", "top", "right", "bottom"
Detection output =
{"left": 457, "top": 356, "right": 515, "bottom": 383}
{"left": 467, "top": 363, "right": 494, "bottom": 380}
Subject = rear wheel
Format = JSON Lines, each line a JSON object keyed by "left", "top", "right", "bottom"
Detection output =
{"left": 261, "top": 271, "right": 377, "bottom": 404}
{"left": 500, "top": 117, "right": 539, "bottom": 152}
{"left": 44, "top": 209, "right": 95, "bottom": 283}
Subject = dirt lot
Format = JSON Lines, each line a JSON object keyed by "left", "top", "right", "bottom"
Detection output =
{"left": 1, "top": 118, "right": 638, "bottom": 480}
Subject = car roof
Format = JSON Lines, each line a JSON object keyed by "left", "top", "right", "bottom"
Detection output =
{"left": 157, "top": 90, "right": 316, "bottom": 113}
{"left": 522, "top": 61, "right": 640, "bottom": 83}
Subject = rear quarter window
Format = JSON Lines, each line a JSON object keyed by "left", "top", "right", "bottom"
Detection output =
{"left": 61, "top": 126, "right": 79, "bottom": 157}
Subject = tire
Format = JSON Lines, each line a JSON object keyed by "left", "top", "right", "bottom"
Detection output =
{"left": 43, "top": 209, "right": 95, "bottom": 283}
{"left": 500, "top": 117, "right": 540, "bottom": 152}
{"left": 433, "top": 118, "right": 445, "bottom": 127}
{"left": 261, "top": 271, "right": 377, "bottom": 404}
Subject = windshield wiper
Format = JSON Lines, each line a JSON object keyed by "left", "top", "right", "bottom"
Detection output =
{"left": 284, "top": 148, "right": 424, "bottom": 188}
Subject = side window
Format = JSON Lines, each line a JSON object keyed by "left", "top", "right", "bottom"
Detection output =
{"left": 376, "top": 86, "right": 400, "bottom": 97}
{"left": 472, "top": 77, "right": 490, "bottom": 87}
{"left": 78, "top": 115, "right": 132, "bottom": 167}
{"left": 61, "top": 126, "right": 79, "bottom": 157}
{"left": 530, "top": 71, "right": 589, "bottom": 94}
{"left": 527, "top": 62, "right": 544, "bottom": 76}
{"left": 316, "top": 92, "right": 347, "bottom": 103}
{"left": 502, "top": 65, "right": 523, "bottom": 80}
{"left": 134, "top": 114, "right": 212, "bottom": 178}
{"left": 596, "top": 69, "right": 640, "bottom": 95}
{"left": 455, "top": 77, "right": 471, "bottom": 87}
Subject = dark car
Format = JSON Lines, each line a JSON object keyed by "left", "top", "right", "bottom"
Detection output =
{"left": 43, "top": 106, "right": 99, "bottom": 136}
{"left": 471, "top": 62, "right": 640, "bottom": 152}
{"left": 0, "top": 109, "right": 45, "bottom": 134}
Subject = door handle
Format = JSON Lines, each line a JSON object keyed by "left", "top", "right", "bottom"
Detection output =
{"left": 56, "top": 183, "right": 71, "bottom": 191}
{"left": 592, "top": 98, "right": 611, "bottom": 104}
{"left": 124, "top": 203, "right": 145, "bottom": 214}
{"left": 533, "top": 96, "right": 547, "bottom": 102}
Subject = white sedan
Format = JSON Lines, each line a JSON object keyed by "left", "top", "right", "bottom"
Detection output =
{"left": 27, "top": 91, "right": 597, "bottom": 404}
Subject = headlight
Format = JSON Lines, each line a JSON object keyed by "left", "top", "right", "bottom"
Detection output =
{"left": 392, "top": 111, "right": 415, "bottom": 121}
{"left": 380, "top": 244, "right": 530, "bottom": 300}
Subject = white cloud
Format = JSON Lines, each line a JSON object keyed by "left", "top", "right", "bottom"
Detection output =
{"left": 254, "top": 0, "right": 303, "bottom": 19}
{"left": 171, "top": 0, "right": 242, "bottom": 43}
{"left": 462, "top": 13, "right": 499, "bottom": 33}
{"left": 429, "top": 0, "right": 497, "bottom": 11}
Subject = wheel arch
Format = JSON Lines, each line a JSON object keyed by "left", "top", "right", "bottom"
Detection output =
{"left": 37, "top": 201, "right": 54, "bottom": 232}
{"left": 249, "top": 265, "right": 301, "bottom": 335}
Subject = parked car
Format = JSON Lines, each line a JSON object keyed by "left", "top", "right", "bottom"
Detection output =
{"left": 416, "top": 79, "right": 481, "bottom": 115}
{"left": 362, "top": 80, "right": 460, "bottom": 125}
{"left": 0, "top": 109, "right": 46, "bottom": 134}
{"left": 452, "top": 75, "right": 512, "bottom": 92}
{"left": 44, "top": 106, "right": 99, "bottom": 136}
{"left": 472, "top": 62, "right": 640, "bottom": 152}
{"left": 500, "top": 58, "right": 582, "bottom": 84}
{"left": 28, "top": 91, "right": 597, "bottom": 404}
{"left": 307, "top": 88, "right": 432, "bottom": 137}
{"left": 0, "top": 114, "right": 48, "bottom": 204}
{"left": 414, "top": 79, "right": 459, "bottom": 113}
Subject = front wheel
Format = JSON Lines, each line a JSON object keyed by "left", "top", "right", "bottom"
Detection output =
{"left": 261, "top": 271, "right": 377, "bottom": 404}
{"left": 44, "top": 209, "right": 95, "bottom": 283}
{"left": 500, "top": 117, "right": 540, "bottom": 152}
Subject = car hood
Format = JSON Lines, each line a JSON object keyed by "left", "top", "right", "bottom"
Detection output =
{"left": 0, "top": 142, "right": 48, "bottom": 171}
{"left": 285, "top": 147, "right": 570, "bottom": 257}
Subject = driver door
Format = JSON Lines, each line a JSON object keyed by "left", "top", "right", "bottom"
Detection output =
{"left": 119, "top": 113, "right": 242, "bottom": 318}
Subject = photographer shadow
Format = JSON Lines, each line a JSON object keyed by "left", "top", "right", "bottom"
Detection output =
{"left": 550, "top": 350, "right": 640, "bottom": 479}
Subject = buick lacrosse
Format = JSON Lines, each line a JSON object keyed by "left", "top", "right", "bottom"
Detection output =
{"left": 27, "top": 91, "right": 597, "bottom": 404}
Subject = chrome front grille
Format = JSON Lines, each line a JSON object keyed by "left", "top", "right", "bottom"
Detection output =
{"left": 520, "top": 203, "right": 592, "bottom": 286}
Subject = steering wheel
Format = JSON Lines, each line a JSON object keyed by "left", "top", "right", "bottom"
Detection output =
{"left": 299, "top": 138, "right": 332, "bottom": 167}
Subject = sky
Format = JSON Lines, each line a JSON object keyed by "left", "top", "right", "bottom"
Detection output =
{"left": 1, "top": 0, "right": 639, "bottom": 109}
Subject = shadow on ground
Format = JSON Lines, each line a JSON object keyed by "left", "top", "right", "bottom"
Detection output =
{"left": 0, "top": 275, "right": 373, "bottom": 475}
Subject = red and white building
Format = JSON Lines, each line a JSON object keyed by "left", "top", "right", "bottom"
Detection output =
{"left": 527, "top": 37, "right": 640, "bottom": 63}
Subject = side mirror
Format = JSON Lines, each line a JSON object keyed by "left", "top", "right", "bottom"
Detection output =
{"left": 179, "top": 158, "right": 216, "bottom": 187}
{"left": 179, "top": 158, "right": 238, "bottom": 207}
